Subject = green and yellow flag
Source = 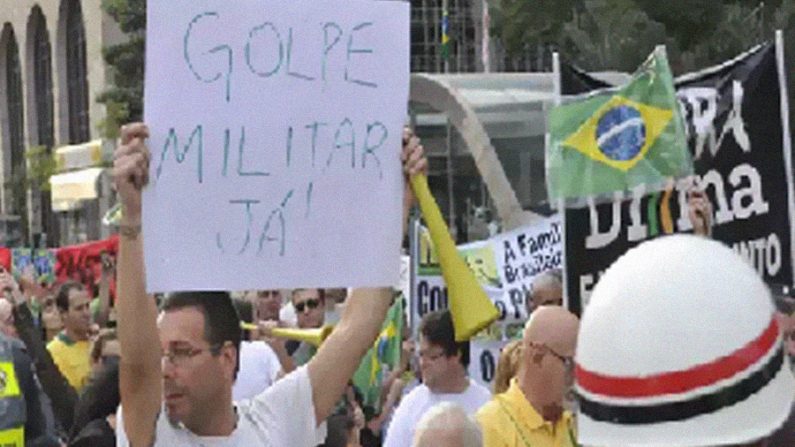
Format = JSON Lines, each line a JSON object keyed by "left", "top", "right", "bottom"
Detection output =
{"left": 353, "top": 297, "right": 403, "bottom": 410}
{"left": 547, "top": 47, "right": 692, "bottom": 203}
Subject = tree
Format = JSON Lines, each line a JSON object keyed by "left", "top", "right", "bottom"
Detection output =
{"left": 490, "top": 0, "right": 581, "bottom": 55}
{"left": 490, "top": 0, "right": 795, "bottom": 73}
{"left": 97, "top": 0, "right": 146, "bottom": 139}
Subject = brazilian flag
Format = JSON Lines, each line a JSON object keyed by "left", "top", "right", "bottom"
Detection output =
{"left": 352, "top": 297, "right": 403, "bottom": 410}
{"left": 547, "top": 47, "right": 692, "bottom": 203}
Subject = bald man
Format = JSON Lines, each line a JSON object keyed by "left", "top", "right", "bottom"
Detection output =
{"left": 476, "top": 306, "right": 579, "bottom": 447}
{"left": 527, "top": 270, "right": 563, "bottom": 315}
{"left": 413, "top": 403, "right": 482, "bottom": 447}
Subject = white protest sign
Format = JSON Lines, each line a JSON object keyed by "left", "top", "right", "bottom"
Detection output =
{"left": 494, "top": 215, "right": 563, "bottom": 322}
{"left": 143, "top": 0, "right": 410, "bottom": 292}
{"left": 468, "top": 339, "right": 509, "bottom": 389}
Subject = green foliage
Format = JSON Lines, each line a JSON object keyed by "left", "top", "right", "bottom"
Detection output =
{"left": 24, "top": 146, "right": 58, "bottom": 192}
{"left": 491, "top": 0, "right": 795, "bottom": 72}
{"left": 490, "top": 0, "right": 581, "bottom": 56}
{"left": 97, "top": 0, "right": 145, "bottom": 137}
{"left": 557, "top": 0, "right": 671, "bottom": 72}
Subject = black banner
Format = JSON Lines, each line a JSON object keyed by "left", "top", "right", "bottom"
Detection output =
{"left": 563, "top": 44, "right": 795, "bottom": 315}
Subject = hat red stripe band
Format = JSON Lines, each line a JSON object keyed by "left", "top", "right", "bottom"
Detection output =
{"left": 576, "top": 317, "right": 779, "bottom": 398}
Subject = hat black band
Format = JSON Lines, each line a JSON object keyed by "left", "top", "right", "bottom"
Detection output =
{"left": 578, "top": 346, "right": 784, "bottom": 425}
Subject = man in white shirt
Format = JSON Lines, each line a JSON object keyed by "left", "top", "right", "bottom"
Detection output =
{"left": 232, "top": 339, "right": 282, "bottom": 401}
{"left": 384, "top": 310, "right": 491, "bottom": 447}
{"left": 113, "top": 123, "right": 427, "bottom": 446}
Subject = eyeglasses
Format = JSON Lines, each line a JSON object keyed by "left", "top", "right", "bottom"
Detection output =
{"left": 295, "top": 298, "right": 321, "bottom": 313}
{"left": 258, "top": 290, "right": 280, "bottom": 299}
{"left": 529, "top": 342, "right": 573, "bottom": 372}
{"left": 161, "top": 344, "right": 222, "bottom": 367}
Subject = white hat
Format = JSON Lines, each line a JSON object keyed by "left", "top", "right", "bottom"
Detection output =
{"left": 575, "top": 234, "right": 794, "bottom": 446}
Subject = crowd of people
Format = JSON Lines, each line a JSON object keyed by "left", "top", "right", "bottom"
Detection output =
{"left": 0, "top": 124, "right": 794, "bottom": 446}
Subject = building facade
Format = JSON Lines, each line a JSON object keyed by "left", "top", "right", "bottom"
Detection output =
{"left": 0, "top": 0, "right": 122, "bottom": 246}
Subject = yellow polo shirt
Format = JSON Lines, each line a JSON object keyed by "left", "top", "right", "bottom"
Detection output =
{"left": 476, "top": 379, "right": 577, "bottom": 447}
{"left": 46, "top": 332, "right": 91, "bottom": 391}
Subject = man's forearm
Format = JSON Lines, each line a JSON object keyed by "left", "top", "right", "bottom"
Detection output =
{"left": 117, "top": 232, "right": 160, "bottom": 370}
{"left": 309, "top": 287, "right": 392, "bottom": 423}
{"left": 117, "top": 228, "right": 162, "bottom": 445}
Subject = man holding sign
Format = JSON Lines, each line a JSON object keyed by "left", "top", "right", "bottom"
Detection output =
{"left": 113, "top": 123, "right": 426, "bottom": 446}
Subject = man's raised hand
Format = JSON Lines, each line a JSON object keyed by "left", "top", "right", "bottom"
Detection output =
{"left": 113, "top": 123, "right": 151, "bottom": 222}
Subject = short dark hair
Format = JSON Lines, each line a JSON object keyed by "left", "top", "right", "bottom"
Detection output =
{"left": 56, "top": 281, "right": 85, "bottom": 313}
{"left": 232, "top": 298, "right": 254, "bottom": 342}
{"left": 161, "top": 292, "right": 242, "bottom": 378}
{"left": 419, "top": 310, "right": 470, "bottom": 367}
{"left": 291, "top": 288, "right": 326, "bottom": 303}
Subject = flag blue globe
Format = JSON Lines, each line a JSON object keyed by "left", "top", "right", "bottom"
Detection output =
{"left": 596, "top": 105, "right": 646, "bottom": 161}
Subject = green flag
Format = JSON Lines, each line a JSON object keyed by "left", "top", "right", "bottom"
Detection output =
{"left": 353, "top": 297, "right": 404, "bottom": 410}
{"left": 546, "top": 47, "right": 692, "bottom": 203}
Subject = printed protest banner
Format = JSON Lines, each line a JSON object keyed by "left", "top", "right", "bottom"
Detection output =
{"left": 144, "top": 0, "right": 410, "bottom": 291}
{"left": 495, "top": 215, "right": 562, "bottom": 326}
{"left": 55, "top": 236, "right": 119, "bottom": 296}
{"left": 468, "top": 339, "right": 507, "bottom": 390}
{"left": 410, "top": 215, "right": 563, "bottom": 338}
{"left": 563, "top": 42, "right": 795, "bottom": 314}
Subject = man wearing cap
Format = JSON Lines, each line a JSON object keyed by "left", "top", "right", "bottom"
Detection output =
{"left": 476, "top": 306, "right": 580, "bottom": 447}
{"left": 575, "top": 235, "right": 794, "bottom": 447}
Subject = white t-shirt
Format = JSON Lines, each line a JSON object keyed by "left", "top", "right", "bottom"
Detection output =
{"left": 279, "top": 302, "right": 298, "bottom": 327}
{"left": 116, "top": 366, "right": 326, "bottom": 447}
{"left": 232, "top": 341, "right": 282, "bottom": 401}
{"left": 383, "top": 379, "right": 491, "bottom": 447}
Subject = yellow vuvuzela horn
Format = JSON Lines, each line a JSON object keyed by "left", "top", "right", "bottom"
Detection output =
{"left": 411, "top": 174, "right": 500, "bottom": 341}
{"left": 241, "top": 322, "right": 334, "bottom": 347}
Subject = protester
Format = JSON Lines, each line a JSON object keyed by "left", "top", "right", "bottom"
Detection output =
{"left": 322, "top": 383, "right": 368, "bottom": 447}
{"left": 0, "top": 296, "right": 17, "bottom": 338}
{"left": 324, "top": 288, "right": 348, "bottom": 325}
{"left": 89, "top": 253, "right": 114, "bottom": 328}
{"left": 113, "top": 122, "right": 427, "bottom": 446}
{"left": 527, "top": 269, "right": 563, "bottom": 314}
{"left": 687, "top": 188, "right": 713, "bottom": 237}
{"left": 46, "top": 281, "right": 92, "bottom": 391}
{"left": 384, "top": 310, "right": 491, "bottom": 447}
{"left": 492, "top": 339, "right": 522, "bottom": 394}
{"left": 0, "top": 330, "right": 53, "bottom": 446}
{"left": 41, "top": 296, "right": 63, "bottom": 343}
{"left": 477, "top": 306, "right": 579, "bottom": 446}
{"left": 575, "top": 235, "right": 794, "bottom": 446}
{"left": 413, "top": 402, "right": 482, "bottom": 447}
{"left": 88, "top": 329, "right": 119, "bottom": 375}
{"left": 254, "top": 289, "right": 283, "bottom": 322}
{"left": 289, "top": 288, "right": 327, "bottom": 365}
{"left": 68, "top": 361, "right": 119, "bottom": 447}
{"left": 231, "top": 298, "right": 285, "bottom": 400}
{"left": 5, "top": 271, "right": 78, "bottom": 436}
{"left": 0, "top": 271, "right": 55, "bottom": 445}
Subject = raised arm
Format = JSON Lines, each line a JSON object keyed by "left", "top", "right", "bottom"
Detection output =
{"left": 3, "top": 271, "right": 78, "bottom": 432}
{"left": 114, "top": 123, "right": 162, "bottom": 447}
{"left": 307, "top": 130, "right": 426, "bottom": 423}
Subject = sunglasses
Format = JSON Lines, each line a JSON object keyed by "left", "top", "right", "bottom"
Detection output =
{"left": 295, "top": 298, "right": 321, "bottom": 313}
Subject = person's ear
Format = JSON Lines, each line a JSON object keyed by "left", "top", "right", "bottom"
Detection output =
{"left": 220, "top": 342, "right": 237, "bottom": 378}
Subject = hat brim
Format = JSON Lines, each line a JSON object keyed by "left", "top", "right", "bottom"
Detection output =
{"left": 578, "top": 364, "right": 795, "bottom": 447}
